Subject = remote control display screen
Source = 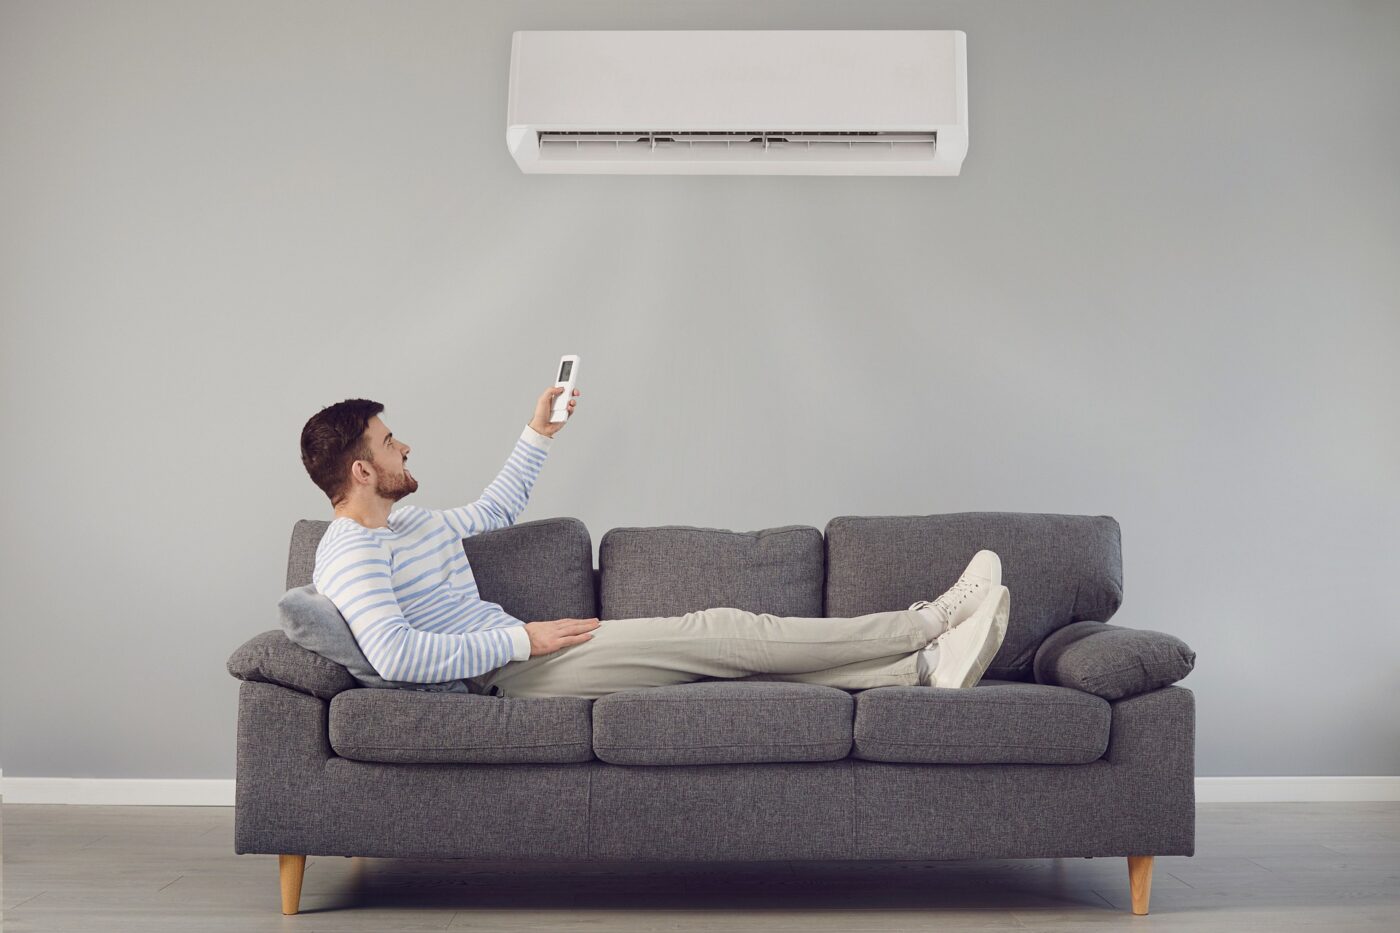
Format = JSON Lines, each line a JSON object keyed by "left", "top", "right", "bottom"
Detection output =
{"left": 559, "top": 361, "right": 572, "bottom": 381}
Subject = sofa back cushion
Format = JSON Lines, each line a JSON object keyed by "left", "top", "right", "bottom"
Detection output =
{"left": 285, "top": 514, "right": 598, "bottom": 622}
{"left": 599, "top": 525, "right": 824, "bottom": 619}
{"left": 824, "top": 513, "right": 1123, "bottom": 682}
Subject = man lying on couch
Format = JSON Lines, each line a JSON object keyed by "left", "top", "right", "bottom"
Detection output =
{"left": 296, "top": 390, "right": 1009, "bottom": 700}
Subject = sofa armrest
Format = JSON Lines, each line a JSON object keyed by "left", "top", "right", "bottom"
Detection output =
{"left": 1033, "top": 621, "right": 1196, "bottom": 700}
{"left": 227, "top": 630, "right": 358, "bottom": 701}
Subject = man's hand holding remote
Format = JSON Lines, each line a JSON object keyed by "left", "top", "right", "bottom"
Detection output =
{"left": 529, "top": 385, "right": 579, "bottom": 438}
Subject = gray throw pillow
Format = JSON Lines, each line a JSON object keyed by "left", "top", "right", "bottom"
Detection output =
{"left": 1033, "top": 621, "right": 1196, "bottom": 700}
{"left": 277, "top": 584, "right": 484, "bottom": 694}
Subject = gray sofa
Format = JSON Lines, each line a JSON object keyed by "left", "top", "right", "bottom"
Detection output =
{"left": 227, "top": 512, "right": 1197, "bottom": 916}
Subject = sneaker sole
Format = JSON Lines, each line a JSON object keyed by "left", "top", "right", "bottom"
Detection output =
{"left": 936, "top": 586, "right": 1010, "bottom": 689}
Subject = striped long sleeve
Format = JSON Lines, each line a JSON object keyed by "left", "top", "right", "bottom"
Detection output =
{"left": 310, "top": 423, "right": 554, "bottom": 683}
{"left": 313, "top": 529, "right": 521, "bottom": 681}
{"left": 435, "top": 424, "right": 552, "bottom": 538}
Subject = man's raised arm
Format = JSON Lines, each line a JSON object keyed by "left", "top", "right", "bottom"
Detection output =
{"left": 312, "top": 530, "right": 529, "bottom": 681}
{"left": 437, "top": 424, "right": 552, "bottom": 539}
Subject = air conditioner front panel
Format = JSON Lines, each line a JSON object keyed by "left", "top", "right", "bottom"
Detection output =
{"left": 506, "top": 30, "right": 968, "bottom": 175}
{"left": 509, "top": 30, "right": 961, "bottom": 129}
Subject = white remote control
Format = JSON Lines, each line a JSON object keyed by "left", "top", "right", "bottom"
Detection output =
{"left": 550, "top": 354, "right": 579, "bottom": 423}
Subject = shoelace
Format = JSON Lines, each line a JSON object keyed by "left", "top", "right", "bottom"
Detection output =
{"left": 929, "top": 577, "right": 982, "bottom": 618}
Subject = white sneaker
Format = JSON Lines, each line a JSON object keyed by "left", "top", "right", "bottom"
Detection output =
{"left": 922, "top": 585, "right": 1010, "bottom": 689}
{"left": 909, "top": 549, "right": 1002, "bottom": 633}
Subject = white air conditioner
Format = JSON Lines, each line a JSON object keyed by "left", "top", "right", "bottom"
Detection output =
{"left": 506, "top": 30, "right": 968, "bottom": 176}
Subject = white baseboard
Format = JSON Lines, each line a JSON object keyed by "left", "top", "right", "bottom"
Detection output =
{"left": 1194, "top": 775, "right": 1400, "bottom": 803}
{"left": 3, "top": 776, "right": 1398, "bottom": 806}
{"left": 2, "top": 778, "right": 236, "bottom": 806}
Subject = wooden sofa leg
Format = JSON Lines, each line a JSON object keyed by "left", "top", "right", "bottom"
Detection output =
{"left": 1127, "top": 855, "right": 1153, "bottom": 915}
{"left": 279, "top": 854, "right": 306, "bottom": 915}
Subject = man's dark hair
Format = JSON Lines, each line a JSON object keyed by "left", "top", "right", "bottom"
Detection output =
{"left": 300, "top": 398, "right": 384, "bottom": 506}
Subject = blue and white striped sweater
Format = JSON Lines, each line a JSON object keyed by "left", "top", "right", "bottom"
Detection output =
{"left": 312, "top": 424, "right": 551, "bottom": 682}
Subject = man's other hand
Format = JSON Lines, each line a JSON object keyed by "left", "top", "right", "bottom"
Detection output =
{"left": 523, "top": 617, "right": 600, "bottom": 656}
{"left": 529, "top": 385, "right": 579, "bottom": 438}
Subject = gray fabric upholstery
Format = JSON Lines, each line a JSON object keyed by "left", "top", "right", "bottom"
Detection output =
{"left": 234, "top": 682, "right": 594, "bottom": 861}
{"left": 599, "top": 525, "right": 824, "bottom": 619}
{"left": 461, "top": 516, "right": 598, "bottom": 623}
{"left": 231, "top": 513, "right": 1197, "bottom": 867}
{"left": 1034, "top": 621, "right": 1197, "bottom": 700}
{"left": 824, "top": 513, "right": 1123, "bottom": 681}
{"left": 852, "top": 686, "right": 1195, "bottom": 860}
{"left": 279, "top": 584, "right": 483, "bottom": 694}
{"left": 226, "top": 630, "right": 357, "bottom": 700}
{"left": 234, "top": 679, "right": 1194, "bottom": 860}
{"left": 851, "top": 679, "right": 1109, "bottom": 764}
{"left": 285, "top": 518, "right": 326, "bottom": 590}
{"left": 285, "top": 515, "right": 597, "bottom": 623}
{"left": 591, "top": 681, "right": 852, "bottom": 765}
{"left": 328, "top": 689, "right": 594, "bottom": 763}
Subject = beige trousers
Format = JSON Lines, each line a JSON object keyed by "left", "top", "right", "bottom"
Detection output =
{"left": 474, "top": 607, "right": 945, "bottom": 700}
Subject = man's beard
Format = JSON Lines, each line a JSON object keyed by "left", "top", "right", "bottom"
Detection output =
{"left": 375, "top": 466, "right": 418, "bottom": 502}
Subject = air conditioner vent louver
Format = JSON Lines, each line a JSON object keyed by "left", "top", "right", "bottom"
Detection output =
{"left": 538, "top": 131, "right": 937, "bottom": 163}
{"left": 538, "top": 131, "right": 936, "bottom": 143}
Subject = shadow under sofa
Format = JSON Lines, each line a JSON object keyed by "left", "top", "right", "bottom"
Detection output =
{"left": 227, "top": 511, "right": 1197, "bottom": 916}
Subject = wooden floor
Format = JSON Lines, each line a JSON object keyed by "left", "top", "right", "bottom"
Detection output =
{"left": 2, "top": 801, "right": 1397, "bottom": 932}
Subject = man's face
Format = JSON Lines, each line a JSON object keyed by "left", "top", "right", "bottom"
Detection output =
{"left": 361, "top": 415, "right": 417, "bottom": 501}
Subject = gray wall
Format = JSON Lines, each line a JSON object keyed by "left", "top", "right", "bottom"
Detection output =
{"left": 2, "top": 0, "right": 1397, "bottom": 780}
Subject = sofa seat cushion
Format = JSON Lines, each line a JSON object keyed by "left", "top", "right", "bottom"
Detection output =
{"left": 852, "top": 679, "right": 1110, "bottom": 764}
{"left": 591, "top": 681, "right": 853, "bottom": 765}
{"left": 328, "top": 689, "right": 594, "bottom": 764}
